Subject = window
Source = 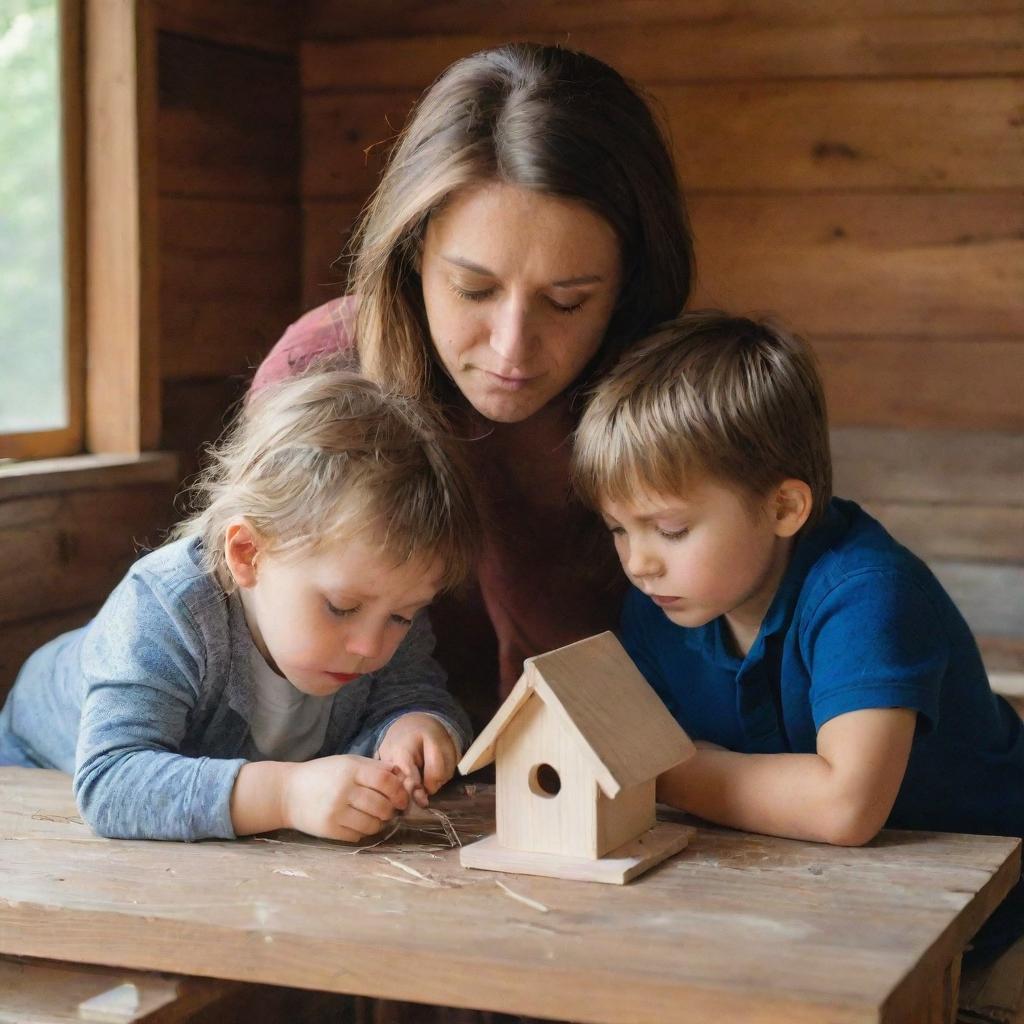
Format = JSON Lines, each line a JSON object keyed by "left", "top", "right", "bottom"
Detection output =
{"left": 0, "top": 0, "right": 83, "bottom": 460}
{"left": 1, "top": 1, "right": 159, "bottom": 464}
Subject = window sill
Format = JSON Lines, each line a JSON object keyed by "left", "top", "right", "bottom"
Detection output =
{"left": 0, "top": 452, "right": 179, "bottom": 500}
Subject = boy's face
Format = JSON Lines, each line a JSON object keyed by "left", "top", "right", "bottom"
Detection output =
{"left": 229, "top": 528, "right": 443, "bottom": 696}
{"left": 601, "top": 476, "right": 795, "bottom": 648}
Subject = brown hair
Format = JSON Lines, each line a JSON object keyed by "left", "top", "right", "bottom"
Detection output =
{"left": 347, "top": 42, "right": 693, "bottom": 401}
{"left": 173, "top": 365, "right": 480, "bottom": 591}
{"left": 572, "top": 312, "right": 833, "bottom": 527}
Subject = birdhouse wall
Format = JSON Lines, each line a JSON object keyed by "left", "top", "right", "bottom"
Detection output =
{"left": 495, "top": 693, "right": 600, "bottom": 858}
{"left": 597, "top": 780, "right": 656, "bottom": 857}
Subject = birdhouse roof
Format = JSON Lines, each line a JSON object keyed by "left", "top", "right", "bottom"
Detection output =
{"left": 457, "top": 632, "right": 695, "bottom": 798}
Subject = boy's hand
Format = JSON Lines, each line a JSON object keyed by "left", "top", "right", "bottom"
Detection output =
{"left": 283, "top": 754, "right": 409, "bottom": 842}
{"left": 377, "top": 713, "right": 458, "bottom": 808}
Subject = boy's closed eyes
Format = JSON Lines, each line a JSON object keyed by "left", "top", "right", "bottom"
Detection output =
{"left": 599, "top": 476, "right": 809, "bottom": 659}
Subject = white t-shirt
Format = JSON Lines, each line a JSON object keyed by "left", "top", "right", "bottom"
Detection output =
{"left": 247, "top": 644, "right": 334, "bottom": 761}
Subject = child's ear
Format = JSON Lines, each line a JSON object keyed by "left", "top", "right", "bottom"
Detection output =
{"left": 224, "top": 521, "right": 262, "bottom": 589}
{"left": 770, "top": 480, "right": 813, "bottom": 538}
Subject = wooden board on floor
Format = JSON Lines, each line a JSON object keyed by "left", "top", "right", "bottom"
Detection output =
{"left": 0, "top": 954, "right": 357, "bottom": 1024}
{"left": 0, "top": 956, "right": 236, "bottom": 1024}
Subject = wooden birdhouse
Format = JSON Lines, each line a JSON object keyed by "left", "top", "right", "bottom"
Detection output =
{"left": 457, "top": 632, "right": 697, "bottom": 884}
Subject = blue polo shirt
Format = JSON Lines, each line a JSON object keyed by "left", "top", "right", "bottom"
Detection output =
{"left": 620, "top": 498, "right": 1024, "bottom": 839}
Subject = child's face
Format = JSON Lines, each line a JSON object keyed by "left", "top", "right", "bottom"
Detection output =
{"left": 601, "top": 476, "right": 796, "bottom": 645}
{"left": 232, "top": 530, "right": 443, "bottom": 697}
{"left": 420, "top": 182, "right": 622, "bottom": 424}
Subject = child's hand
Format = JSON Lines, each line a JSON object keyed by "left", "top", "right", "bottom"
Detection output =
{"left": 377, "top": 713, "right": 458, "bottom": 808}
{"left": 283, "top": 754, "right": 409, "bottom": 842}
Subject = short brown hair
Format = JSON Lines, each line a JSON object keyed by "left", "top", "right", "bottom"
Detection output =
{"left": 572, "top": 312, "right": 833, "bottom": 527}
{"left": 348, "top": 42, "right": 693, "bottom": 400}
{"left": 173, "top": 365, "right": 480, "bottom": 591}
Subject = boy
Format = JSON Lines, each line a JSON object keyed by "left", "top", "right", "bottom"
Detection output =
{"left": 572, "top": 312, "right": 1022, "bottom": 952}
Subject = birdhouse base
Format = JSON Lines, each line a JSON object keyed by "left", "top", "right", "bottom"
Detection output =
{"left": 460, "top": 822, "right": 695, "bottom": 885}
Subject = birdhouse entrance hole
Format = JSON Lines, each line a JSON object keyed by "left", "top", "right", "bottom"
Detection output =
{"left": 529, "top": 763, "right": 561, "bottom": 797}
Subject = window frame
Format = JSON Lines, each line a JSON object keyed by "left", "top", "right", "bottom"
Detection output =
{"left": 0, "top": 0, "right": 159, "bottom": 461}
{"left": 0, "top": 0, "right": 84, "bottom": 459}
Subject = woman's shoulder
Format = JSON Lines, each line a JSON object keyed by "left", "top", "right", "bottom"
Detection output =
{"left": 251, "top": 295, "right": 359, "bottom": 392}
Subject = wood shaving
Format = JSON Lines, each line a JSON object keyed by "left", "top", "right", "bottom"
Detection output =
{"left": 495, "top": 880, "right": 549, "bottom": 913}
{"left": 352, "top": 819, "right": 403, "bottom": 853}
{"left": 382, "top": 857, "right": 433, "bottom": 883}
{"left": 350, "top": 809, "right": 461, "bottom": 853}
{"left": 374, "top": 871, "right": 440, "bottom": 888}
{"left": 427, "top": 807, "right": 462, "bottom": 847}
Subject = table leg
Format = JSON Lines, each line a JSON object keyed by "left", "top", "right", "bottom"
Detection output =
{"left": 945, "top": 953, "right": 963, "bottom": 1024}
{"left": 917, "top": 953, "right": 962, "bottom": 1024}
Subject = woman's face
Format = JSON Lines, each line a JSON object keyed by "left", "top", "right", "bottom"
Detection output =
{"left": 420, "top": 183, "right": 622, "bottom": 423}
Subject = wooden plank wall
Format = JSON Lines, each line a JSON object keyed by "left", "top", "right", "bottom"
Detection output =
{"left": 300, "top": 1, "right": 1024, "bottom": 668}
{"left": 156, "top": 1, "right": 303, "bottom": 479}
{"left": 301, "top": 1, "right": 1024, "bottom": 432}
{"left": 0, "top": 461, "right": 179, "bottom": 702}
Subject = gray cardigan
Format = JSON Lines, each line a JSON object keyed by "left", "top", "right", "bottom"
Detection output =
{"left": 0, "top": 537, "right": 472, "bottom": 841}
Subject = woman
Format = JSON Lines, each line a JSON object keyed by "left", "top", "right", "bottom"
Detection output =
{"left": 254, "top": 43, "right": 693, "bottom": 727}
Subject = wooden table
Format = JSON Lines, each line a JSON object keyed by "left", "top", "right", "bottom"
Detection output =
{"left": 0, "top": 768, "right": 1019, "bottom": 1024}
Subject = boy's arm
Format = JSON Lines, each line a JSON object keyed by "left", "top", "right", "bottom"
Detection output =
{"left": 658, "top": 570, "right": 948, "bottom": 846}
{"left": 657, "top": 706, "right": 917, "bottom": 845}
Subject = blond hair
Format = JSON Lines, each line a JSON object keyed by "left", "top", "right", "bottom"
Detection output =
{"left": 345, "top": 42, "right": 693, "bottom": 400}
{"left": 173, "top": 365, "right": 480, "bottom": 591}
{"left": 572, "top": 312, "right": 833, "bottom": 527}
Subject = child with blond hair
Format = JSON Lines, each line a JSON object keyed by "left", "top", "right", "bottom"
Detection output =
{"left": 0, "top": 368, "right": 479, "bottom": 843}
{"left": 573, "top": 312, "right": 1022, "bottom": 957}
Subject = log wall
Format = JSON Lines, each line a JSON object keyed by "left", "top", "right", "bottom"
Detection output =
{"left": 156, "top": 3, "right": 302, "bottom": 478}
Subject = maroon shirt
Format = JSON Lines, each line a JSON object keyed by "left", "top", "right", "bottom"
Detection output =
{"left": 253, "top": 298, "right": 624, "bottom": 730}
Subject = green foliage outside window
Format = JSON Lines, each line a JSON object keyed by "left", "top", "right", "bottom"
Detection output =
{"left": 0, "top": 0, "right": 64, "bottom": 433}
